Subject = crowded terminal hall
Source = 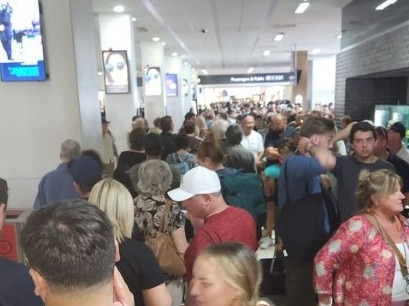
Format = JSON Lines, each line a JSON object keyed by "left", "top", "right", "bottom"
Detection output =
{"left": 2, "top": 1, "right": 409, "bottom": 306}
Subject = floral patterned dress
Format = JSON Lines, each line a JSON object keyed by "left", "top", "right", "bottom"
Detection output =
{"left": 314, "top": 214, "right": 409, "bottom": 305}
{"left": 134, "top": 194, "right": 185, "bottom": 240}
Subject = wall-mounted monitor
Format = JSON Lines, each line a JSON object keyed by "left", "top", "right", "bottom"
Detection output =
{"left": 102, "top": 50, "right": 130, "bottom": 94}
{"left": 144, "top": 66, "right": 162, "bottom": 96}
{"left": 0, "top": 0, "right": 47, "bottom": 82}
{"left": 165, "top": 73, "right": 178, "bottom": 97}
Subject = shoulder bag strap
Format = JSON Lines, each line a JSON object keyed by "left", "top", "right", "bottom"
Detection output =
{"left": 364, "top": 213, "right": 408, "bottom": 278}
{"left": 160, "top": 199, "right": 171, "bottom": 233}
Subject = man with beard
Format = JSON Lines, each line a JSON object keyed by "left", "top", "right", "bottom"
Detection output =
{"left": 264, "top": 113, "right": 297, "bottom": 162}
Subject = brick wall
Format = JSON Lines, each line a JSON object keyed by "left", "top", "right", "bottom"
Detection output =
{"left": 335, "top": 20, "right": 409, "bottom": 120}
{"left": 344, "top": 77, "right": 407, "bottom": 121}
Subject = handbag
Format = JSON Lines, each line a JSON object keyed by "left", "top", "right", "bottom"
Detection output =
{"left": 145, "top": 200, "right": 186, "bottom": 276}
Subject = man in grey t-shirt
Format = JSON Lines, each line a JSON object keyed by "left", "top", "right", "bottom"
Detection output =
{"left": 299, "top": 121, "right": 394, "bottom": 222}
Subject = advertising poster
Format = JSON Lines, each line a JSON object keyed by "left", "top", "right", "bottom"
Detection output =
{"left": 103, "top": 50, "right": 130, "bottom": 94}
{"left": 144, "top": 66, "right": 162, "bottom": 96}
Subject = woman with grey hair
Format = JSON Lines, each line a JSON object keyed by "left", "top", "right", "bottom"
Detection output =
{"left": 134, "top": 159, "right": 188, "bottom": 306}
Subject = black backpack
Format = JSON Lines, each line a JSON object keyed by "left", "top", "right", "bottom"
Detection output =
{"left": 277, "top": 161, "right": 341, "bottom": 260}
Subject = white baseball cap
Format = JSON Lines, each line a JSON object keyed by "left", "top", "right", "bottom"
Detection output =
{"left": 167, "top": 166, "right": 221, "bottom": 202}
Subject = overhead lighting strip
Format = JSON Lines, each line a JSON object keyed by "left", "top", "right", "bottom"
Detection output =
{"left": 295, "top": 2, "right": 310, "bottom": 14}
{"left": 375, "top": 0, "right": 398, "bottom": 10}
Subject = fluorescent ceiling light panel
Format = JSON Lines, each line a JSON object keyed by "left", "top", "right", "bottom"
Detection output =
{"left": 131, "top": 17, "right": 137, "bottom": 22}
{"left": 171, "top": 52, "right": 178, "bottom": 57}
{"left": 152, "top": 37, "right": 160, "bottom": 42}
{"left": 274, "top": 33, "right": 284, "bottom": 42}
{"left": 375, "top": 0, "right": 398, "bottom": 10}
{"left": 113, "top": 5, "right": 125, "bottom": 13}
{"left": 262, "top": 50, "right": 271, "bottom": 57}
{"left": 295, "top": 2, "right": 310, "bottom": 14}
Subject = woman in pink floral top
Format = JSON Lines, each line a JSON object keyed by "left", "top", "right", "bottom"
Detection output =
{"left": 314, "top": 169, "right": 409, "bottom": 306}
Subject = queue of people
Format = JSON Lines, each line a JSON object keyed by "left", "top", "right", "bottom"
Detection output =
{"left": 2, "top": 100, "right": 409, "bottom": 306}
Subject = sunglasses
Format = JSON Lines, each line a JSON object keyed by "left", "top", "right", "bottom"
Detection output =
{"left": 104, "top": 62, "right": 125, "bottom": 72}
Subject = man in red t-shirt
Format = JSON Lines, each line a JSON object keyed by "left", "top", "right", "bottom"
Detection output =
{"left": 168, "top": 166, "right": 257, "bottom": 304}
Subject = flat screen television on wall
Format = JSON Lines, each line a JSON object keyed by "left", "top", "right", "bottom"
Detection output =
{"left": 0, "top": 0, "right": 47, "bottom": 82}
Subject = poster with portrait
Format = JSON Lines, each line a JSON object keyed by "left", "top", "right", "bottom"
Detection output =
{"left": 102, "top": 50, "right": 130, "bottom": 94}
{"left": 165, "top": 73, "right": 178, "bottom": 97}
{"left": 144, "top": 66, "right": 162, "bottom": 96}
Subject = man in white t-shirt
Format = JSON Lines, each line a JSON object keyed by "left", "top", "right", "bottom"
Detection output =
{"left": 240, "top": 114, "right": 264, "bottom": 164}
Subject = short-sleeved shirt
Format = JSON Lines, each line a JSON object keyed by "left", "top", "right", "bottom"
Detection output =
{"left": 184, "top": 206, "right": 257, "bottom": 282}
{"left": 332, "top": 155, "right": 395, "bottom": 221}
{"left": 116, "top": 238, "right": 167, "bottom": 306}
{"left": 240, "top": 130, "right": 264, "bottom": 159}
{"left": 134, "top": 194, "right": 185, "bottom": 239}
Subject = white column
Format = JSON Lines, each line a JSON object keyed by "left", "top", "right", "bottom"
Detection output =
{"left": 98, "top": 14, "right": 138, "bottom": 153}
{"left": 70, "top": 0, "right": 102, "bottom": 152}
{"left": 181, "top": 63, "right": 193, "bottom": 115}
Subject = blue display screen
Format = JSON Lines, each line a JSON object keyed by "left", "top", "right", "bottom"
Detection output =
{"left": 0, "top": 0, "right": 47, "bottom": 82}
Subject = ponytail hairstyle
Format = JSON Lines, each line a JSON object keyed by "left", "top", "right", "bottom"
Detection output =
{"left": 355, "top": 169, "right": 402, "bottom": 212}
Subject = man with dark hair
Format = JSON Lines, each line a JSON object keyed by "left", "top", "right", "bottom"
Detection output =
{"left": 277, "top": 116, "right": 336, "bottom": 306}
{"left": 388, "top": 121, "right": 409, "bottom": 164}
{"left": 20, "top": 199, "right": 134, "bottom": 306}
{"left": 160, "top": 115, "right": 176, "bottom": 160}
{"left": 69, "top": 155, "right": 103, "bottom": 199}
{"left": 301, "top": 121, "right": 394, "bottom": 222}
{"left": 373, "top": 126, "right": 409, "bottom": 203}
{"left": 0, "top": 178, "right": 43, "bottom": 306}
{"left": 33, "top": 139, "right": 81, "bottom": 209}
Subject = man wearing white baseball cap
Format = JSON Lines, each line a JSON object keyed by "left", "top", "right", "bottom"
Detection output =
{"left": 168, "top": 166, "right": 257, "bottom": 291}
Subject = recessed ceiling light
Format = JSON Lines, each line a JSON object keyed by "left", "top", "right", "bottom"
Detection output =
{"left": 113, "top": 5, "right": 125, "bottom": 13}
{"left": 262, "top": 50, "right": 271, "bottom": 57}
{"left": 162, "top": 42, "right": 166, "bottom": 46}
{"left": 201, "top": 69, "right": 208, "bottom": 75}
{"left": 97, "top": 71, "right": 103, "bottom": 76}
{"left": 247, "top": 67, "right": 254, "bottom": 73}
{"left": 295, "top": 2, "right": 310, "bottom": 14}
{"left": 375, "top": 0, "right": 398, "bottom": 10}
{"left": 311, "top": 48, "right": 321, "bottom": 54}
{"left": 183, "top": 61, "right": 189, "bottom": 66}
{"left": 274, "top": 33, "right": 284, "bottom": 42}
{"left": 336, "top": 33, "right": 343, "bottom": 39}
{"left": 191, "top": 67, "right": 196, "bottom": 71}
{"left": 131, "top": 17, "right": 137, "bottom": 22}
{"left": 152, "top": 37, "right": 160, "bottom": 42}
{"left": 171, "top": 52, "right": 178, "bottom": 57}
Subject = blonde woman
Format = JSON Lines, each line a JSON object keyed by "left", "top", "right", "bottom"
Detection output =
{"left": 89, "top": 179, "right": 172, "bottom": 306}
{"left": 314, "top": 169, "right": 408, "bottom": 305}
{"left": 190, "top": 242, "right": 273, "bottom": 306}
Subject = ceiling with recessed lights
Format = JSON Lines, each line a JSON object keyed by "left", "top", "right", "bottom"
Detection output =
{"left": 92, "top": 0, "right": 355, "bottom": 75}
